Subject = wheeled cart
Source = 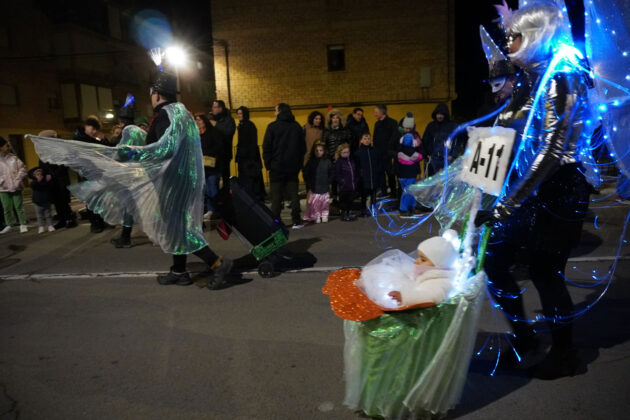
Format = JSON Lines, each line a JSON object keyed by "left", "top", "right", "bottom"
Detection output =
{"left": 213, "top": 177, "right": 289, "bottom": 277}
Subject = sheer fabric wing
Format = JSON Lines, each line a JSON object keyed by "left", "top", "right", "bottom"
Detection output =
{"left": 29, "top": 103, "right": 206, "bottom": 254}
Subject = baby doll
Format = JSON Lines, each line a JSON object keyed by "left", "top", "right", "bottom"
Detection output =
{"left": 356, "top": 230, "right": 459, "bottom": 309}
{"left": 388, "top": 233, "right": 458, "bottom": 307}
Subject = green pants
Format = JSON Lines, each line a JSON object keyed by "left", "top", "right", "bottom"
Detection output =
{"left": 0, "top": 191, "right": 27, "bottom": 226}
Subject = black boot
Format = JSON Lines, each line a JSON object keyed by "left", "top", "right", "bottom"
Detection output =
{"left": 531, "top": 346, "right": 580, "bottom": 380}
{"left": 498, "top": 328, "right": 539, "bottom": 369}
{"left": 157, "top": 269, "right": 192, "bottom": 286}
{"left": 207, "top": 258, "right": 233, "bottom": 290}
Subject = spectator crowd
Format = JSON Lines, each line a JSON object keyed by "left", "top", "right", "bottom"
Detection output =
{"left": 0, "top": 100, "right": 466, "bottom": 235}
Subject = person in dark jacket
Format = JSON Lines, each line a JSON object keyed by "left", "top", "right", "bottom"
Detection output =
{"left": 346, "top": 107, "right": 370, "bottom": 153}
{"left": 73, "top": 116, "right": 108, "bottom": 232}
{"left": 195, "top": 113, "right": 224, "bottom": 218}
{"left": 262, "top": 103, "right": 306, "bottom": 228}
{"left": 422, "top": 103, "right": 459, "bottom": 176}
{"left": 211, "top": 100, "right": 237, "bottom": 188}
{"left": 145, "top": 89, "right": 175, "bottom": 145}
{"left": 36, "top": 130, "right": 77, "bottom": 230}
{"left": 303, "top": 142, "right": 333, "bottom": 223}
{"left": 28, "top": 166, "right": 56, "bottom": 234}
{"left": 333, "top": 143, "right": 358, "bottom": 221}
{"left": 372, "top": 104, "right": 399, "bottom": 198}
{"left": 235, "top": 106, "right": 265, "bottom": 201}
{"left": 354, "top": 133, "right": 382, "bottom": 217}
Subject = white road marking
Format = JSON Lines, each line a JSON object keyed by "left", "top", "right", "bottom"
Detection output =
{"left": 0, "top": 258, "right": 627, "bottom": 281}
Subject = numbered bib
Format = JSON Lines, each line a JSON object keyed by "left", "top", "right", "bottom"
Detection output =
{"left": 459, "top": 126, "right": 516, "bottom": 196}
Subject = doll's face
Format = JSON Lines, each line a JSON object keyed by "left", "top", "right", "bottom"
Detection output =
{"left": 315, "top": 146, "right": 325, "bottom": 158}
{"left": 415, "top": 250, "right": 435, "bottom": 267}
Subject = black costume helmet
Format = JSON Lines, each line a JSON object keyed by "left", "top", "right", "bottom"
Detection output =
{"left": 489, "top": 59, "right": 518, "bottom": 80}
{"left": 150, "top": 71, "right": 178, "bottom": 98}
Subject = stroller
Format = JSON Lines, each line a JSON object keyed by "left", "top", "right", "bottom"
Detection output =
{"left": 213, "top": 177, "right": 289, "bottom": 278}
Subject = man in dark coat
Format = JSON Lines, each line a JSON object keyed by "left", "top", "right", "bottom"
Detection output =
{"left": 262, "top": 102, "right": 306, "bottom": 228}
{"left": 372, "top": 104, "right": 399, "bottom": 198}
{"left": 422, "top": 103, "right": 460, "bottom": 176}
{"left": 211, "top": 100, "right": 236, "bottom": 188}
{"left": 345, "top": 107, "right": 370, "bottom": 153}
{"left": 73, "top": 116, "right": 108, "bottom": 232}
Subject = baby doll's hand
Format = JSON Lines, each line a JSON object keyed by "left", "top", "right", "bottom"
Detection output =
{"left": 388, "top": 291, "right": 402, "bottom": 305}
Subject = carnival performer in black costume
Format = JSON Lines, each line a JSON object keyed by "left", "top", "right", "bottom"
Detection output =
{"left": 475, "top": 1, "right": 593, "bottom": 379}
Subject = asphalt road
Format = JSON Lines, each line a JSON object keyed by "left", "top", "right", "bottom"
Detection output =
{"left": 1, "top": 195, "right": 629, "bottom": 419}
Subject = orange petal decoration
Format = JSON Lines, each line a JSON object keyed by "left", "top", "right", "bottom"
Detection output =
{"left": 322, "top": 269, "right": 384, "bottom": 321}
{"left": 323, "top": 269, "right": 438, "bottom": 321}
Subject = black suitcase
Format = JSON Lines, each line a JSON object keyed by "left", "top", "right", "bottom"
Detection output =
{"left": 213, "top": 177, "right": 289, "bottom": 277}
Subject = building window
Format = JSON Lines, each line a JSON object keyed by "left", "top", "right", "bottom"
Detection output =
{"left": 327, "top": 44, "right": 345, "bottom": 72}
{"left": 0, "top": 84, "right": 18, "bottom": 105}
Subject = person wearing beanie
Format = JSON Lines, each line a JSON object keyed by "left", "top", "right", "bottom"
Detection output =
{"left": 401, "top": 111, "right": 415, "bottom": 130}
{"left": 387, "top": 230, "right": 458, "bottom": 307}
{"left": 0, "top": 136, "right": 28, "bottom": 234}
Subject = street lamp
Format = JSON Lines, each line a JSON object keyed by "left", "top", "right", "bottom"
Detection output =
{"left": 164, "top": 46, "right": 187, "bottom": 101}
{"left": 165, "top": 46, "right": 187, "bottom": 68}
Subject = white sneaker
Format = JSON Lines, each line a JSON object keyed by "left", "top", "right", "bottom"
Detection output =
{"left": 203, "top": 211, "right": 212, "bottom": 221}
{"left": 19, "top": 225, "right": 28, "bottom": 233}
{"left": 48, "top": 225, "right": 55, "bottom": 232}
{"left": 38, "top": 226, "right": 45, "bottom": 234}
{"left": 322, "top": 216, "right": 328, "bottom": 223}
{"left": 0, "top": 226, "right": 11, "bottom": 234}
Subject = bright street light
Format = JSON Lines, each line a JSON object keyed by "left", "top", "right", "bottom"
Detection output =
{"left": 165, "top": 46, "right": 187, "bottom": 68}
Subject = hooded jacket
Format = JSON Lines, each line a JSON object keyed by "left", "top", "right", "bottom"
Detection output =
{"left": 212, "top": 110, "right": 237, "bottom": 161}
{"left": 262, "top": 110, "right": 306, "bottom": 179}
{"left": 422, "top": 103, "right": 459, "bottom": 166}
{"left": 0, "top": 152, "right": 27, "bottom": 192}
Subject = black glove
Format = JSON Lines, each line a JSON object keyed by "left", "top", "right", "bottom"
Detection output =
{"left": 474, "top": 210, "right": 497, "bottom": 227}
{"left": 474, "top": 203, "right": 513, "bottom": 227}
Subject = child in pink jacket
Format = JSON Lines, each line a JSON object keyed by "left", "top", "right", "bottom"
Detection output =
{"left": 0, "top": 137, "right": 28, "bottom": 234}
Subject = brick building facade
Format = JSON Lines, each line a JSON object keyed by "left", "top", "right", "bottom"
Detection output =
{"left": 211, "top": 0, "right": 456, "bottom": 112}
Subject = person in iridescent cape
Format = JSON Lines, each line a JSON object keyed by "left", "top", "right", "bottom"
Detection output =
{"left": 474, "top": 1, "right": 593, "bottom": 379}
{"left": 29, "top": 72, "right": 233, "bottom": 289}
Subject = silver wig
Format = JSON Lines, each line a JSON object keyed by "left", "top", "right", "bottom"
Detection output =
{"left": 508, "top": 1, "right": 572, "bottom": 67}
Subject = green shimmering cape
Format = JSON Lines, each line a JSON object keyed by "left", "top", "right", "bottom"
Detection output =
{"left": 29, "top": 103, "right": 206, "bottom": 254}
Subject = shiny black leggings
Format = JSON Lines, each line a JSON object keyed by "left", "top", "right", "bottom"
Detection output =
{"left": 484, "top": 242, "right": 574, "bottom": 349}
